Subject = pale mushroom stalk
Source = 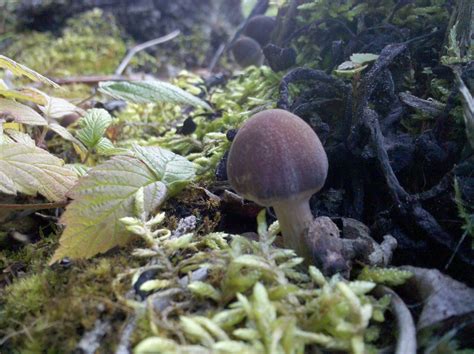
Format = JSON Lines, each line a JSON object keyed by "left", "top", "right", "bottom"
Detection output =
{"left": 272, "top": 196, "right": 313, "bottom": 259}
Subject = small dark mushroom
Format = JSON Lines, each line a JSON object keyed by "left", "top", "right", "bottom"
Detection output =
{"left": 60, "top": 113, "right": 80, "bottom": 127}
{"left": 244, "top": 15, "right": 277, "bottom": 46}
{"left": 231, "top": 36, "right": 264, "bottom": 68}
{"left": 226, "top": 109, "right": 328, "bottom": 260}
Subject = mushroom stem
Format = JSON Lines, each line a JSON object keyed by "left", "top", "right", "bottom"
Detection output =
{"left": 273, "top": 198, "right": 314, "bottom": 260}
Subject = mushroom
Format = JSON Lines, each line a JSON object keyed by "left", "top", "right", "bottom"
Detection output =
{"left": 226, "top": 109, "right": 328, "bottom": 261}
{"left": 60, "top": 113, "right": 80, "bottom": 128}
{"left": 231, "top": 36, "right": 264, "bottom": 68}
{"left": 244, "top": 15, "right": 277, "bottom": 46}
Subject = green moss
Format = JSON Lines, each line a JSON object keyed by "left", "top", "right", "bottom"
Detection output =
{"left": 122, "top": 211, "right": 389, "bottom": 353}
{"left": 114, "top": 66, "right": 282, "bottom": 178}
{"left": 3, "top": 273, "right": 48, "bottom": 317}
{"left": 130, "top": 312, "right": 155, "bottom": 347}
{"left": 357, "top": 267, "right": 413, "bottom": 286}
{"left": 5, "top": 9, "right": 126, "bottom": 77}
{"left": 0, "top": 234, "right": 143, "bottom": 352}
{"left": 0, "top": 1, "right": 16, "bottom": 36}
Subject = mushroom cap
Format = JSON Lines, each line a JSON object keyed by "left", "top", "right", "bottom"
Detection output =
{"left": 60, "top": 113, "right": 80, "bottom": 127}
{"left": 231, "top": 36, "right": 263, "bottom": 68}
{"left": 244, "top": 15, "right": 276, "bottom": 46}
{"left": 227, "top": 109, "right": 328, "bottom": 206}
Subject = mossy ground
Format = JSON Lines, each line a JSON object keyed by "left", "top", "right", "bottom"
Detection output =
{"left": 1, "top": 1, "right": 472, "bottom": 353}
{"left": 0, "top": 234, "right": 146, "bottom": 352}
{"left": 0, "top": 5, "right": 348, "bottom": 354}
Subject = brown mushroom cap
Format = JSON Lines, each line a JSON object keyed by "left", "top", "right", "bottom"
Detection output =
{"left": 60, "top": 113, "right": 80, "bottom": 128}
{"left": 244, "top": 15, "right": 277, "bottom": 46}
{"left": 227, "top": 109, "right": 328, "bottom": 206}
{"left": 231, "top": 36, "right": 263, "bottom": 68}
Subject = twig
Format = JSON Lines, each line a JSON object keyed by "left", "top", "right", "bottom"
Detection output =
{"left": 114, "top": 315, "right": 137, "bottom": 354}
{"left": 76, "top": 319, "right": 111, "bottom": 354}
{"left": 277, "top": 68, "right": 346, "bottom": 110}
{"left": 0, "top": 201, "right": 68, "bottom": 211}
{"left": 375, "top": 286, "right": 416, "bottom": 354}
{"left": 348, "top": 43, "right": 474, "bottom": 267}
{"left": 51, "top": 75, "right": 132, "bottom": 85}
{"left": 115, "top": 30, "right": 181, "bottom": 75}
{"left": 285, "top": 17, "right": 361, "bottom": 46}
{"left": 36, "top": 126, "right": 49, "bottom": 147}
{"left": 208, "top": 43, "right": 225, "bottom": 72}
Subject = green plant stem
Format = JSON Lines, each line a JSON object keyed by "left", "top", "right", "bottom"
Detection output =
{"left": 36, "top": 126, "right": 49, "bottom": 146}
{"left": 82, "top": 150, "right": 91, "bottom": 164}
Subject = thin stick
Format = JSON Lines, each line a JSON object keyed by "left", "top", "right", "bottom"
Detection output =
{"left": 375, "top": 286, "right": 417, "bottom": 354}
{"left": 0, "top": 201, "right": 68, "bottom": 211}
{"left": 51, "top": 75, "right": 130, "bottom": 85}
{"left": 36, "top": 126, "right": 49, "bottom": 146}
{"left": 115, "top": 30, "right": 181, "bottom": 75}
{"left": 208, "top": 43, "right": 225, "bottom": 72}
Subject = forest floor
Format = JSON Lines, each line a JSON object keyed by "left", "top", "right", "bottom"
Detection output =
{"left": 0, "top": 1, "right": 473, "bottom": 353}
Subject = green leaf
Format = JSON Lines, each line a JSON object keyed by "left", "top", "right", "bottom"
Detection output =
{"left": 334, "top": 53, "right": 379, "bottom": 78}
{"left": 50, "top": 155, "right": 165, "bottom": 262}
{"left": 94, "top": 137, "right": 128, "bottom": 156}
{"left": 0, "top": 88, "right": 47, "bottom": 105}
{"left": 132, "top": 145, "right": 195, "bottom": 195}
{"left": 457, "top": 74, "right": 474, "bottom": 148}
{"left": 349, "top": 53, "right": 379, "bottom": 65}
{"left": 4, "top": 129, "right": 35, "bottom": 146}
{"left": 51, "top": 146, "right": 195, "bottom": 262}
{"left": 0, "top": 143, "right": 77, "bottom": 201}
{"left": 49, "top": 123, "right": 85, "bottom": 149}
{"left": 76, "top": 108, "right": 112, "bottom": 150}
{"left": 98, "top": 80, "right": 211, "bottom": 110}
{"left": 65, "top": 163, "right": 89, "bottom": 177}
{"left": 0, "top": 98, "right": 47, "bottom": 126}
{"left": 0, "top": 55, "right": 60, "bottom": 88}
{"left": 334, "top": 64, "right": 369, "bottom": 77}
{"left": 37, "top": 93, "right": 84, "bottom": 119}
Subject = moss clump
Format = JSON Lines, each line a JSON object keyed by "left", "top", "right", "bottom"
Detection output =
{"left": 3, "top": 273, "right": 48, "bottom": 317}
{"left": 118, "top": 211, "right": 390, "bottom": 353}
{"left": 0, "top": 234, "right": 143, "bottom": 352}
{"left": 5, "top": 9, "right": 126, "bottom": 77}
{"left": 0, "top": 1, "right": 16, "bottom": 36}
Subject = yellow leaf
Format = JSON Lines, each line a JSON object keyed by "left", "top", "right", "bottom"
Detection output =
{"left": 0, "top": 55, "right": 60, "bottom": 88}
